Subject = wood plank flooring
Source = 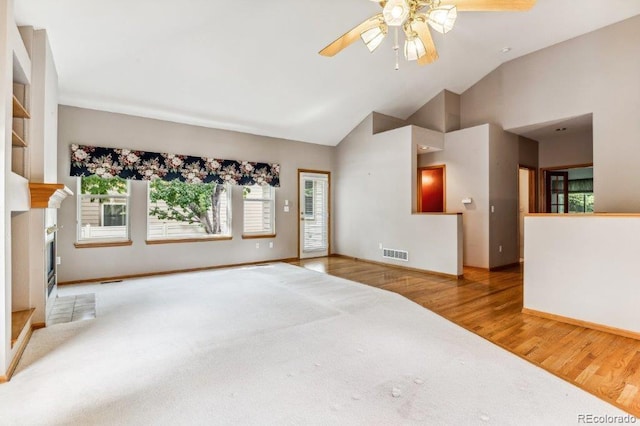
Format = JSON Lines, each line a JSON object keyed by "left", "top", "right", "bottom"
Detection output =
{"left": 10, "top": 308, "right": 35, "bottom": 348}
{"left": 289, "top": 256, "right": 640, "bottom": 417}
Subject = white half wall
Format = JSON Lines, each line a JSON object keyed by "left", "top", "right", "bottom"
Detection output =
{"left": 57, "top": 106, "right": 334, "bottom": 282}
{"left": 335, "top": 114, "right": 463, "bottom": 276}
{"left": 524, "top": 214, "right": 640, "bottom": 334}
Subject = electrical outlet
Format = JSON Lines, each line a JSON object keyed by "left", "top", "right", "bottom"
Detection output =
{"left": 56, "top": 256, "right": 61, "bottom": 265}
{"left": 491, "top": 205, "right": 495, "bottom": 213}
{"left": 269, "top": 242, "right": 273, "bottom": 248}
{"left": 378, "top": 243, "right": 383, "bottom": 250}
{"left": 499, "top": 245, "right": 503, "bottom": 253}
{"left": 256, "top": 242, "right": 260, "bottom": 249}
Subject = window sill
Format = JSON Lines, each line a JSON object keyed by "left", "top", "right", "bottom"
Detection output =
{"left": 241, "top": 233, "right": 276, "bottom": 240}
{"left": 74, "top": 240, "right": 133, "bottom": 249}
{"left": 145, "top": 236, "right": 233, "bottom": 245}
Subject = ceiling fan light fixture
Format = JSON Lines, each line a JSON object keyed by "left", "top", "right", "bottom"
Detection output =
{"left": 428, "top": 5, "right": 457, "bottom": 34}
{"left": 404, "top": 33, "right": 426, "bottom": 61}
{"left": 361, "top": 25, "right": 388, "bottom": 52}
{"left": 383, "top": 0, "right": 410, "bottom": 27}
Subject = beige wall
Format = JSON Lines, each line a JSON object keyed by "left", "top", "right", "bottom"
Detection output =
{"left": 408, "top": 91, "right": 445, "bottom": 132}
{"left": 371, "top": 111, "right": 407, "bottom": 134}
{"left": 407, "top": 90, "right": 461, "bottom": 133}
{"left": 538, "top": 129, "right": 593, "bottom": 169}
{"left": 418, "top": 124, "right": 521, "bottom": 269}
{"left": 334, "top": 114, "right": 462, "bottom": 276}
{"left": 57, "top": 106, "right": 334, "bottom": 282}
{"left": 518, "top": 136, "right": 538, "bottom": 169}
{"left": 461, "top": 15, "right": 640, "bottom": 212}
{"left": 488, "top": 125, "right": 519, "bottom": 268}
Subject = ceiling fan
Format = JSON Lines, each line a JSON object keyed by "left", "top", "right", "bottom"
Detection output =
{"left": 319, "top": 0, "right": 536, "bottom": 67}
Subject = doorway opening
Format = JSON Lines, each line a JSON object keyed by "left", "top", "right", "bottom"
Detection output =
{"left": 541, "top": 164, "right": 593, "bottom": 213}
{"left": 298, "top": 170, "right": 330, "bottom": 259}
{"left": 417, "top": 165, "right": 446, "bottom": 213}
{"left": 518, "top": 166, "right": 536, "bottom": 261}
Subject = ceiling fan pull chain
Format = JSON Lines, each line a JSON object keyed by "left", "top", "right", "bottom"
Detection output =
{"left": 394, "top": 27, "right": 400, "bottom": 70}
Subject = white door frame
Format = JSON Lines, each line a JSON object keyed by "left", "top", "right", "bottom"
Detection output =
{"left": 298, "top": 169, "right": 330, "bottom": 259}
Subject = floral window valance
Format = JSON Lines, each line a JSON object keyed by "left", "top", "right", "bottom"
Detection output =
{"left": 70, "top": 144, "right": 280, "bottom": 187}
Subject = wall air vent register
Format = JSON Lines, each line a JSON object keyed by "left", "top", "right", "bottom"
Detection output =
{"left": 382, "top": 248, "right": 409, "bottom": 262}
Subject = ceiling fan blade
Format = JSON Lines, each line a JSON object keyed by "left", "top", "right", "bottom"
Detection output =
{"left": 437, "top": 0, "right": 536, "bottom": 11}
{"left": 412, "top": 21, "right": 439, "bottom": 65}
{"left": 319, "top": 14, "right": 384, "bottom": 57}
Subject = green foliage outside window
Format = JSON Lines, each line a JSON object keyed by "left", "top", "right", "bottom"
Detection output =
{"left": 149, "top": 179, "right": 226, "bottom": 235}
{"left": 568, "top": 193, "right": 594, "bottom": 213}
{"left": 81, "top": 175, "right": 128, "bottom": 200}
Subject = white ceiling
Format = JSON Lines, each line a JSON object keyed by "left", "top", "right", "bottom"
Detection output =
{"left": 14, "top": 0, "right": 640, "bottom": 146}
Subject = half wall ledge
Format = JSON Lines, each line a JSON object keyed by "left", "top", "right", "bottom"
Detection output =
{"left": 29, "top": 183, "right": 73, "bottom": 209}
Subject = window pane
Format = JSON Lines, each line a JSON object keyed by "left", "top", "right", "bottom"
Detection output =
{"left": 302, "top": 176, "right": 328, "bottom": 253}
{"left": 585, "top": 194, "right": 595, "bottom": 213}
{"left": 78, "top": 176, "right": 129, "bottom": 241}
{"left": 147, "top": 180, "right": 231, "bottom": 239}
{"left": 569, "top": 192, "right": 594, "bottom": 214}
{"left": 243, "top": 185, "right": 274, "bottom": 235}
{"left": 81, "top": 175, "right": 128, "bottom": 195}
{"left": 244, "top": 185, "right": 272, "bottom": 200}
{"left": 304, "top": 180, "right": 314, "bottom": 219}
{"left": 102, "top": 203, "right": 127, "bottom": 226}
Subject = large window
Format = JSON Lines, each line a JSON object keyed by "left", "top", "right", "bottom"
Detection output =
{"left": 568, "top": 178, "right": 594, "bottom": 213}
{"left": 147, "top": 180, "right": 231, "bottom": 240}
{"left": 77, "top": 175, "right": 130, "bottom": 242}
{"left": 243, "top": 185, "right": 275, "bottom": 236}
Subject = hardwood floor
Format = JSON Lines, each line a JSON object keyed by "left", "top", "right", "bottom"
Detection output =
{"left": 289, "top": 256, "right": 640, "bottom": 417}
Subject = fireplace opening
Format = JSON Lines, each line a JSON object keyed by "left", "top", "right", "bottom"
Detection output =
{"left": 46, "top": 236, "right": 56, "bottom": 296}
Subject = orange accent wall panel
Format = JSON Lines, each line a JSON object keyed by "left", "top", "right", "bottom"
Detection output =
{"left": 421, "top": 168, "right": 444, "bottom": 212}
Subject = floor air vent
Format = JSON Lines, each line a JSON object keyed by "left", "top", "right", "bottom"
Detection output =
{"left": 382, "top": 248, "right": 409, "bottom": 262}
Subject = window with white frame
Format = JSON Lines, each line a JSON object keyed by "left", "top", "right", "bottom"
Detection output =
{"left": 147, "top": 180, "right": 231, "bottom": 240}
{"left": 77, "top": 175, "right": 130, "bottom": 242}
{"left": 243, "top": 184, "right": 275, "bottom": 236}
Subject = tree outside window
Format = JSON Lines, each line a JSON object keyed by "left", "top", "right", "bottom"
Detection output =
{"left": 147, "top": 180, "right": 231, "bottom": 240}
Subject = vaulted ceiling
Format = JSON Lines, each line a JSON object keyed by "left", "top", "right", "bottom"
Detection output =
{"left": 14, "top": 0, "right": 640, "bottom": 145}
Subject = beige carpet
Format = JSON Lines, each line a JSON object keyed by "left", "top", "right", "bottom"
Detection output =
{"left": 0, "top": 263, "right": 630, "bottom": 425}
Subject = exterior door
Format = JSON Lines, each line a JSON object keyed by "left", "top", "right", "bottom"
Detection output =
{"left": 546, "top": 171, "right": 569, "bottom": 213}
{"left": 299, "top": 171, "right": 329, "bottom": 259}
